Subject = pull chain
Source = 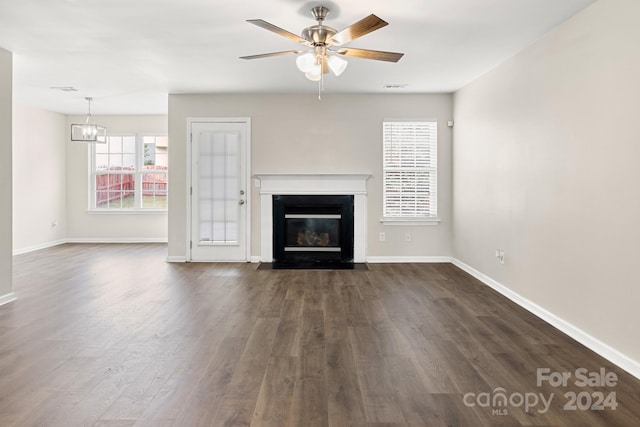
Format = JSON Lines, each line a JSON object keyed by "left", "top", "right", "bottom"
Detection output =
{"left": 318, "top": 70, "right": 324, "bottom": 101}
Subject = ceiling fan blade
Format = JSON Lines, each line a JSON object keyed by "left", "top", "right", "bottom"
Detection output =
{"left": 336, "top": 47, "right": 404, "bottom": 62}
{"left": 329, "top": 14, "right": 388, "bottom": 46}
{"left": 247, "top": 19, "right": 311, "bottom": 46}
{"left": 240, "top": 50, "right": 303, "bottom": 60}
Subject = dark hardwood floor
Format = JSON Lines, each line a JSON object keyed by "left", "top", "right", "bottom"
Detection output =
{"left": 2, "top": 243, "right": 639, "bottom": 426}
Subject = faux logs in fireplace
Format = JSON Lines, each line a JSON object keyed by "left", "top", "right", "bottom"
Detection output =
{"left": 272, "top": 194, "right": 354, "bottom": 269}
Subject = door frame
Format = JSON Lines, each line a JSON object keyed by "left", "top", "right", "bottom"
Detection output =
{"left": 185, "top": 117, "right": 251, "bottom": 262}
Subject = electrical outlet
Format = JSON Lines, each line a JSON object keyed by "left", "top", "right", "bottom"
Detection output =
{"left": 379, "top": 232, "right": 385, "bottom": 242}
{"left": 496, "top": 249, "right": 505, "bottom": 264}
{"left": 405, "top": 232, "right": 411, "bottom": 242}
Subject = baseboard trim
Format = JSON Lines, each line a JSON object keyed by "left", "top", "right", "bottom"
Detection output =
{"left": 14, "top": 238, "right": 168, "bottom": 256}
{"left": 250, "top": 256, "right": 262, "bottom": 263}
{"left": 0, "top": 292, "right": 17, "bottom": 307}
{"left": 166, "top": 256, "right": 187, "bottom": 263}
{"left": 451, "top": 258, "right": 640, "bottom": 380}
{"left": 367, "top": 256, "right": 453, "bottom": 263}
{"left": 66, "top": 238, "right": 168, "bottom": 244}
{"left": 13, "top": 239, "right": 67, "bottom": 256}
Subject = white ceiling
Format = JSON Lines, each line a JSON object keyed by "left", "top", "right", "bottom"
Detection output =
{"left": 0, "top": 0, "right": 597, "bottom": 115}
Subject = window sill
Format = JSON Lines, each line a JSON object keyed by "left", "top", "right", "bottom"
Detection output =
{"left": 380, "top": 217, "right": 441, "bottom": 226}
{"left": 87, "top": 209, "right": 168, "bottom": 215}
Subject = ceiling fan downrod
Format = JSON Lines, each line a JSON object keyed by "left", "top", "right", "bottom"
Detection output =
{"left": 301, "top": 6, "right": 337, "bottom": 46}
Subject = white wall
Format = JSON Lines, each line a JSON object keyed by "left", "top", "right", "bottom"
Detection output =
{"left": 13, "top": 104, "right": 67, "bottom": 253}
{"left": 454, "top": 0, "right": 640, "bottom": 365}
{"left": 0, "top": 48, "right": 13, "bottom": 303}
{"left": 168, "top": 94, "right": 453, "bottom": 261}
{"left": 65, "top": 115, "right": 168, "bottom": 241}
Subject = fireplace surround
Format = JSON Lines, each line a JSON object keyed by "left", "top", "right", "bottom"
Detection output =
{"left": 254, "top": 174, "right": 370, "bottom": 265}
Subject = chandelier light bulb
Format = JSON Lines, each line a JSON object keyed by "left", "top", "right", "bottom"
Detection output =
{"left": 81, "top": 123, "right": 98, "bottom": 138}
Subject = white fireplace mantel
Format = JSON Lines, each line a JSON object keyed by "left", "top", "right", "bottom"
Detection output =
{"left": 254, "top": 174, "right": 371, "bottom": 263}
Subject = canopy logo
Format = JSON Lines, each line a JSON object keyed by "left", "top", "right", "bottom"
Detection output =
{"left": 463, "top": 388, "right": 552, "bottom": 415}
{"left": 463, "top": 367, "right": 619, "bottom": 416}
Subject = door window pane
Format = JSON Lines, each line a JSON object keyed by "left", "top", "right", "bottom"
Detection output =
{"left": 198, "top": 131, "right": 240, "bottom": 243}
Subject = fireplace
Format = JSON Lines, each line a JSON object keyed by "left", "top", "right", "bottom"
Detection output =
{"left": 254, "top": 174, "right": 370, "bottom": 265}
{"left": 273, "top": 195, "right": 354, "bottom": 268}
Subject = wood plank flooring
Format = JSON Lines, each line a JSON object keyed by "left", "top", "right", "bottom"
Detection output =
{"left": 2, "top": 243, "right": 639, "bottom": 426}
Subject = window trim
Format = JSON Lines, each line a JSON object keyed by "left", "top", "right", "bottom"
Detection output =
{"left": 382, "top": 119, "right": 439, "bottom": 224}
{"left": 89, "top": 133, "right": 168, "bottom": 212}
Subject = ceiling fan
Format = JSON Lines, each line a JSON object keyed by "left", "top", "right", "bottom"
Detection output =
{"left": 240, "top": 6, "right": 404, "bottom": 82}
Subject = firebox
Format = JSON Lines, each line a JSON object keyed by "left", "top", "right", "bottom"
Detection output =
{"left": 272, "top": 194, "right": 354, "bottom": 268}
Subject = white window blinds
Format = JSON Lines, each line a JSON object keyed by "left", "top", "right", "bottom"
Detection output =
{"left": 383, "top": 120, "right": 437, "bottom": 219}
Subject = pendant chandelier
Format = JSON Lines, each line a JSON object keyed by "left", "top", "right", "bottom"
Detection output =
{"left": 71, "top": 97, "right": 107, "bottom": 142}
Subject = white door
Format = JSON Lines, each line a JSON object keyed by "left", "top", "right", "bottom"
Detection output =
{"left": 189, "top": 120, "right": 250, "bottom": 261}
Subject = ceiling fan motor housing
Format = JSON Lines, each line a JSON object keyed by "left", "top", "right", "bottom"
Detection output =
{"left": 302, "top": 25, "right": 337, "bottom": 45}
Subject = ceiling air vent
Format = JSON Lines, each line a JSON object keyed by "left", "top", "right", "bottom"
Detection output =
{"left": 50, "top": 86, "right": 78, "bottom": 92}
{"left": 383, "top": 83, "right": 408, "bottom": 89}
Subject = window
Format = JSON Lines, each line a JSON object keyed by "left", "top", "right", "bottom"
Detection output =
{"left": 92, "top": 134, "right": 168, "bottom": 210}
{"left": 383, "top": 120, "right": 437, "bottom": 221}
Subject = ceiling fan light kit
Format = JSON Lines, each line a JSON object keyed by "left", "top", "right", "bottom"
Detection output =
{"left": 296, "top": 47, "right": 348, "bottom": 79}
{"left": 241, "top": 5, "right": 403, "bottom": 95}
